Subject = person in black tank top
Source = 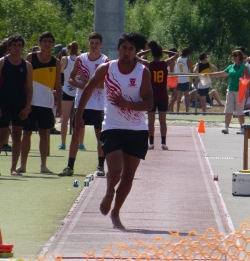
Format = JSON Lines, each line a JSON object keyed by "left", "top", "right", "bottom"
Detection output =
{"left": 136, "top": 40, "right": 178, "bottom": 150}
{"left": 0, "top": 34, "right": 33, "bottom": 176}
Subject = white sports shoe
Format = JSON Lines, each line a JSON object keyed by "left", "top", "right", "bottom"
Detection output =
{"left": 148, "top": 144, "right": 154, "bottom": 150}
{"left": 236, "top": 128, "right": 244, "bottom": 134}
{"left": 161, "top": 144, "right": 168, "bottom": 150}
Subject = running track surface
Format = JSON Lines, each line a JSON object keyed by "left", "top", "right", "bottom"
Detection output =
{"left": 40, "top": 126, "right": 232, "bottom": 260}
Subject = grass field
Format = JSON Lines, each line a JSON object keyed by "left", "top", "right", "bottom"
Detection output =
{"left": 0, "top": 113, "right": 244, "bottom": 259}
{"left": 0, "top": 126, "right": 97, "bottom": 259}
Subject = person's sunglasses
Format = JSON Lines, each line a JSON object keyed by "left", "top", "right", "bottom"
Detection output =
{"left": 232, "top": 54, "right": 239, "bottom": 57}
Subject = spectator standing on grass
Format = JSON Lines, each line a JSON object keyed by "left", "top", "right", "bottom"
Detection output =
{"left": 136, "top": 41, "right": 178, "bottom": 150}
{"left": 208, "top": 50, "right": 250, "bottom": 134}
{"left": 17, "top": 31, "right": 62, "bottom": 173}
{"left": 58, "top": 32, "right": 109, "bottom": 177}
{"left": 58, "top": 41, "right": 86, "bottom": 151}
{"left": 175, "top": 47, "right": 193, "bottom": 112}
{"left": 75, "top": 32, "right": 152, "bottom": 229}
{"left": 193, "top": 52, "right": 218, "bottom": 112}
{"left": 0, "top": 34, "right": 33, "bottom": 175}
{"left": 0, "top": 37, "right": 13, "bottom": 153}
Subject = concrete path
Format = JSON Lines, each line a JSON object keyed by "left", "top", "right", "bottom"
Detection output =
{"left": 200, "top": 127, "right": 250, "bottom": 231}
{"left": 40, "top": 126, "right": 232, "bottom": 260}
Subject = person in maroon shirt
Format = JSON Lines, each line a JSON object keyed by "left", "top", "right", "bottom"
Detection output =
{"left": 136, "top": 41, "right": 178, "bottom": 150}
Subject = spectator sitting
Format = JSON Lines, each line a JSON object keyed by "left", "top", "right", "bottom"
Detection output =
{"left": 182, "top": 88, "right": 224, "bottom": 108}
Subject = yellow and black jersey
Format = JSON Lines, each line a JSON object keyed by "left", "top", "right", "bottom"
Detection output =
{"left": 31, "top": 52, "right": 57, "bottom": 108}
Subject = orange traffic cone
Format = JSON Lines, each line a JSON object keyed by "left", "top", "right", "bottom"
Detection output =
{"left": 198, "top": 120, "right": 205, "bottom": 133}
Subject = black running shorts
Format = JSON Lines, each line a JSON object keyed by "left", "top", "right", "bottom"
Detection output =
{"left": 0, "top": 100, "right": 27, "bottom": 127}
{"left": 100, "top": 129, "right": 148, "bottom": 160}
{"left": 198, "top": 88, "right": 210, "bottom": 97}
{"left": 73, "top": 109, "right": 104, "bottom": 130}
{"left": 62, "top": 91, "right": 75, "bottom": 101}
{"left": 23, "top": 105, "right": 54, "bottom": 130}
{"left": 149, "top": 99, "right": 168, "bottom": 112}
{"left": 177, "top": 82, "right": 190, "bottom": 92}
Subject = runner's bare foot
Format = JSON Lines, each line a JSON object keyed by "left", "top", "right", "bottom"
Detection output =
{"left": 10, "top": 170, "right": 22, "bottom": 176}
{"left": 100, "top": 193, "right": 114, "bottom": 215}
{"left": 110, "top": 210, "right": 125, "bottom": 230}
{"left": 16, "top": 166, "right": 26, "bottom": 173}
{"left": 40, "top": 166, "right": 53, "bottom": 173}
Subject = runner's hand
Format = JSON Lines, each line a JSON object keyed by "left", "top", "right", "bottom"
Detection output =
{"left": 19, "top": 107, "right": 30, "bottom": 120}
{"left": 56, "top": 106, "right": 62, "bottom": 118}
{"left": 77, "top": 74, "right": 88, "bottom": 83}
{"left": 110, "top": 93, "right": 128, "bottom": 109}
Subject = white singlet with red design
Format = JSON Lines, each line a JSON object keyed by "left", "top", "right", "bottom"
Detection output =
{"left": 75, "top": 52, "right": 108, "bottom": 109}
{"left": 103, "top": 60, "right": 147, "bottom": 131}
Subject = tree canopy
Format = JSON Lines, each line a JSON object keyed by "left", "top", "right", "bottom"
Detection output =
{"left": 0, "top": 0, "right": 249, "bottom": 95}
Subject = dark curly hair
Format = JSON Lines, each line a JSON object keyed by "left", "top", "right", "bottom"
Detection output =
{"left": 117, "top": 32, "right": 147, "bottom": 53}
{"left": 148, "top": 40, "right": 162, "bottom": 58}
{"left": 8, "top": 34, "right": 24, "bottom": 47}
{"left": 39, "top": 31, "right": 55, "bottom": 43}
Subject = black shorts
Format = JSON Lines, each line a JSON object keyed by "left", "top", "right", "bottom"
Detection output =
{"left": 177, "top": 82, "right": 190, "bottom": 92}
{"left": 62, "top": 91, "right": 75, "bottom": 101}
{"left": 23, "top": 105, "right": 54, "bottom": 131}
{"left": 198, "top": 88, "right": 210, "bottom": 97}
{"left": 100, "top": 129, "right": 148, "bottom": 160}
{"left": 0, "top": 100, "right": 27, "bottom": 127}
{"left": 150, "top": 99, "right": 168, "bottom": 112}
{"left": 73, "top": 109, "right": 104, "bottom": 130}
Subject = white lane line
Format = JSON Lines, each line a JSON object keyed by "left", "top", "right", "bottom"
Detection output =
{"left": 39, "top": 177, "right": 102, "bottom": 257}
{"left": 191, "top": 127, "right": 226, "bottom": 235}
{"left": 197, "top": 130, "right": 235, "bottom": 234}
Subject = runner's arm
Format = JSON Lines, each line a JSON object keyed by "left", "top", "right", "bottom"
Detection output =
{"left": 193, "top": 63, "right": 199, "bottom": 73}
{"left": 68, "top": 56, "right": 88, "bottom": 89}
{"left": 187, "top": 59, "right": 193, "bottom": 73}
{"left": 75, "top": 63, "right": 108, "bottom": 127}
{"left": 163, "top": 50, "right": 178, "bottom": 66}
{"left": 209, "top": 64, "right": 218, "bottom": 72}
{"left": 24, "top": 62, "right": 33, "bottom": 110}
{"left": 61, "top": 56, "right": 67, "bottom": 73}
{"left": 19, "top": 61, "right": 33, "bottom": 120}
{"left": 110, "top": 68, "right": 153, "bottom": 111}
{"left": 208, "top": 71, "right": 228, "bottom": 78}
{"left": 0, "top": 58, "right": 4, "bottom": 117}
{"left": 55, "top": 59, "right": 62, "bottom": 117}
{"left": 136, "top": 50, "right": 150, "bottom": 67}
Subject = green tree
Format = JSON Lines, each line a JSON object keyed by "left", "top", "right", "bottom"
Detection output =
{"left": 0, "top": 0, "right": 67, "bottom": 54}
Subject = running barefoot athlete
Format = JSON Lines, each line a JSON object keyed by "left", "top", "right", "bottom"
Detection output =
{"left": 0, "top": 34, "right": 33, "bottom": 175}
{"left": 75, "top": 32, "right": 153, "bottom": 229}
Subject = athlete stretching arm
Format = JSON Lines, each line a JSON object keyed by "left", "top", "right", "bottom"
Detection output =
{"left": 55, "top": 59, "right": 62, "bottom": 117}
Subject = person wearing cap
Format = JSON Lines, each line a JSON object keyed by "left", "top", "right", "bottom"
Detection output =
{"left": 207, "top": 50, "right": 250, "bottom": 134}
{"left": 193, "top": 53, "right": 218, "bottom": 112}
